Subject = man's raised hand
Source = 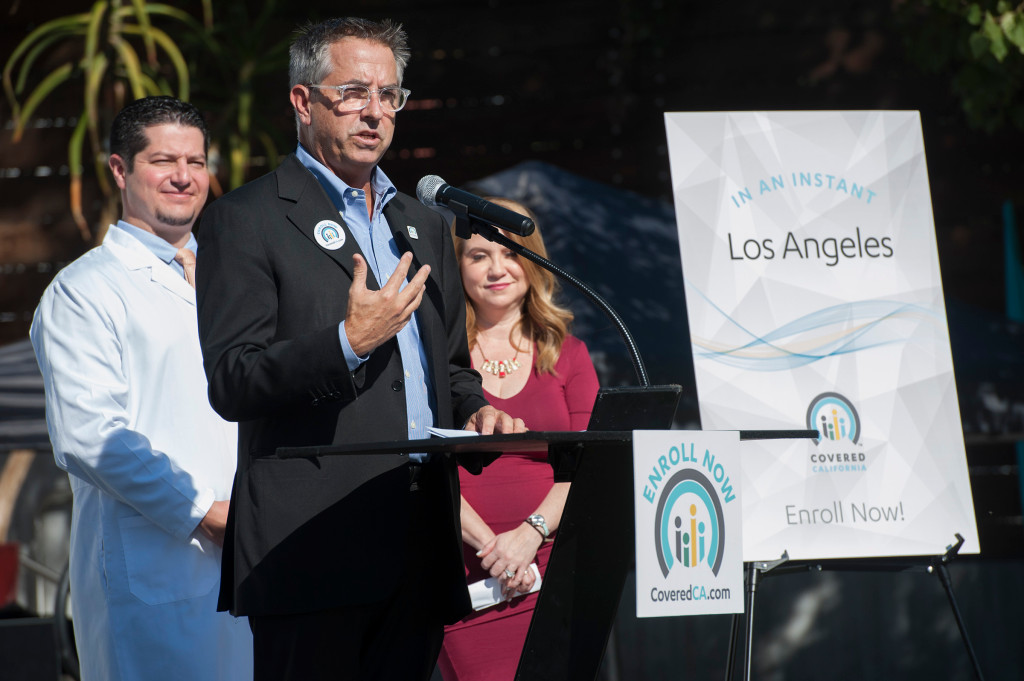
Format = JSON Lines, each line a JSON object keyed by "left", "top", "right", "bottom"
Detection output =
{"left": 345, "top": 252, "right": 430, "bottom": 357}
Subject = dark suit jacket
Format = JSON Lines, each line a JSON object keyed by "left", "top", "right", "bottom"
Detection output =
{"left": 195, "top": 154, "right": 488, "bottom": 619}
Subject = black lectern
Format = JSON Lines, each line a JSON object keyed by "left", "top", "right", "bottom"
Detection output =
{"left": 279, "top": 389, "right": 816, "bottom": 681}
{"left": 516, "top": 421, "right": 817, "bottom": 681}
{"left": 281, "top": 429, "right": 644, "bottom": 681}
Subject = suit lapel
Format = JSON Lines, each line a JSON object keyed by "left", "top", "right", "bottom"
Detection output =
{"left": 277, "top": 155, "right": 379, "bottom": 290}
{"left": 383, "top": 196, "right": 448, "bottom": 395}
{"left": 383, "top": 196, "right": 433, "bottom": 278}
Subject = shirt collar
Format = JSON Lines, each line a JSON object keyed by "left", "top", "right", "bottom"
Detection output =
{"left": 295, "top": 144, "right": 397, "bottom": 220}
{"left": 113, "top": 220, "right": 197, "bottom": 264}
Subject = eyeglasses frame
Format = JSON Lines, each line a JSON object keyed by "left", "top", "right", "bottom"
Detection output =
{"left": 305, "top": 84, "right": 412, "bottom": 112}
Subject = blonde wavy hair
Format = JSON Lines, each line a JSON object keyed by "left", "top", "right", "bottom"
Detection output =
{"left": 453, "top": 197, "right": 574, "bottom": 375}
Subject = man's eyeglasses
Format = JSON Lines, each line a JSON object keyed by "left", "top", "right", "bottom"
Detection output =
{"left": 307, "top": 84, "right": 411, "bottom": 113}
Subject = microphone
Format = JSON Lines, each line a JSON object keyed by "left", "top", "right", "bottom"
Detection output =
{"left": 416, "top": 175, "right": 535, "bottom": 236}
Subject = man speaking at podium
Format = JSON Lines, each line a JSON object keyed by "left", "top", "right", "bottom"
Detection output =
{"left": 195, "top": 16, "right": 525, "bottom": 681}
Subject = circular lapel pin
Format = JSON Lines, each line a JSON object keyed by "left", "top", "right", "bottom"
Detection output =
{"left": 313, "top": 220, "right": 346, "bottom": 250}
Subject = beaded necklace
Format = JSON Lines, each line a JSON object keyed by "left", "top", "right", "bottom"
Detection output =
{"left": 478, "top": 346, "right": 521, "bottom": 378}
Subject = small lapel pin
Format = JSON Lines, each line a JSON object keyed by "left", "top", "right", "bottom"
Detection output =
{"left": 407, "top": 225, "right": 419, "bottom": 240}
{"left": 313, "top": 219, "right": 346, "bottom": 250}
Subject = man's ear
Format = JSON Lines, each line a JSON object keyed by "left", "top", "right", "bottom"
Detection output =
{"left": 109, "top": 154, "right": 129, "bottom": 190}
{"left": 290, "top": 84, "right": 313, "bottom": 126}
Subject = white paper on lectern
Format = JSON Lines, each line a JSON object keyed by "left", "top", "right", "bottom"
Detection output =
{"left": 664, "top": 110, "right": 978, "bottom": 561}
{"left": 427, "top": 427, "right": 479, "bottom": 438}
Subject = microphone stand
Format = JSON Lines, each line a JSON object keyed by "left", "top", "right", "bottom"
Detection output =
{"left": 450, "top": 200, "right": 651, "bottom": 387}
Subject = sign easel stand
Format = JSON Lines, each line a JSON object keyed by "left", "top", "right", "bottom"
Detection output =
{"left": 724, "top": 533, "right": 985, "bottom": 681}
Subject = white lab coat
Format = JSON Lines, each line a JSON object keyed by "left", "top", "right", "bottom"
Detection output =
{"left": 31, "top": 226, "right": 252, "bottom": 681}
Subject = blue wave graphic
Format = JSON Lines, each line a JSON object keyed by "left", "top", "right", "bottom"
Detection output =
{"left": 687, "top": 285, "right": 941, "bottom": 371}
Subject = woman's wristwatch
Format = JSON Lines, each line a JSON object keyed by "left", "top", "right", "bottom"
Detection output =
{"left": 525, "top": 514, "right": 550, "bottom": 539}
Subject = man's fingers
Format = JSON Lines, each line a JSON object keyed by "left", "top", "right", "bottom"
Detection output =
{"left": 383, "top": 255, "right": 431, "bottom": 310}
{"left": 493, "top": 415, "right": 527, "bottom": 434}
{"left": 393, "top": 263, "right": 430, "bottom": 318}
{"left": 381, "top": 252, "right": 415, "bottom": 293}
{"left": 400, "top": 277, "right": 428, "bottom": 317}
{"left": 351, "top": 253, "right": 368, "bottom": 289}
{"left": 388, "top": 258, "right": 431, "bottom": 298}
{"left": 477, "top": 408, "right": 497, "bottom": 436}
{"left": 408, "top": 261, "right": 431, "bottom": 287}
{"left": 467, "top": 406, "right": 523, "bottom": 435}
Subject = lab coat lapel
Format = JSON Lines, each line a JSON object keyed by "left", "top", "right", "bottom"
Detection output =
{"left": 102, "top": 226, "right": 196, "bottom": 305}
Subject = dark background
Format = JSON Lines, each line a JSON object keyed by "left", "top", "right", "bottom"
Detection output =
{"left": 2, "top": 1, "right": 1022, "bottom": 679}
{"left": 3, "top": 0, "right": 1023, "bottom": 327}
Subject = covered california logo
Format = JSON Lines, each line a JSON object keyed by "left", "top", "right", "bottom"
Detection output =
{"left": 806, "top": 392, "right": 860, "bottom": 444}
{"left": 313, "top": 219, "right": 346, "bottom": 251}
{"left": 644, "top": 443, "right": 733, "bottom": 578}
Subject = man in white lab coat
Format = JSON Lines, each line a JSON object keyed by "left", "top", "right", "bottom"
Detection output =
{"left": 30, "top": 96, "right": 252, "bottom": 681}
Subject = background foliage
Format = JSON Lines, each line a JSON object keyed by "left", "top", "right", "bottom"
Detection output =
{"left": 2, "top": 0, "right": 290, "bottom": 241}
{"left": 898, "top": 0, "right": 1024, "bottom": 132}
{"left": 3, "top": 0, "right": 208, "bottom": 239}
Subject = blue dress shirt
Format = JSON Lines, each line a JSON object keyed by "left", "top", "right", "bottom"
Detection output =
{"left": 296, "top": 145, "right": 435, "bottom": 456}
{"left": 113, "top": 220, "right": 198, "bottom": 279}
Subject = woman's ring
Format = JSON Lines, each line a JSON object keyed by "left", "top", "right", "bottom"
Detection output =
{"left": 504, "top": 567, "right": 515, "bottom": 579}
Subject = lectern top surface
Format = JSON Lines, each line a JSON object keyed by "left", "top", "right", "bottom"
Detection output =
{"left": 275, "top": 429, "right": 817, "bottom": 459}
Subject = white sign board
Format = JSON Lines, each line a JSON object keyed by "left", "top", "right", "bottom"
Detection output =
{"left": 664, "top": 111, "right": 978, "bottom": 561}
{"left": 633, "top": 430, "right": 743, "bottom": 617}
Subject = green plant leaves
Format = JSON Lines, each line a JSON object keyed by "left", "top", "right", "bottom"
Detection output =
{"left": 13, "top": 63, "right": 74, "bottom": 142}
{"left": 5, "top": 0, "right": 294, "bottom": 234}
{"left": 899, "top": 0, "right": 1024, "bottom": 132}
{"left": 3, "top": 0, "right": 202, "bottom": 240}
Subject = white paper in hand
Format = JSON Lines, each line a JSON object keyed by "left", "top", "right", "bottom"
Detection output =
{"left": 468, "top": 563, "right": 542, "bottom": 611}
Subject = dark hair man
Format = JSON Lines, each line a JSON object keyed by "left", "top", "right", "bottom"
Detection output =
{"left": 195, "top": 17, "right": 526, "bottom": 681}
{"left": 30, "top": 95, "right": 253, "bottom": 681}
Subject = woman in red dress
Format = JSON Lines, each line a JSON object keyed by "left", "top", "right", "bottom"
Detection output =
{"left": 438, "top": 199, "right": 600, "bottom": 681}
